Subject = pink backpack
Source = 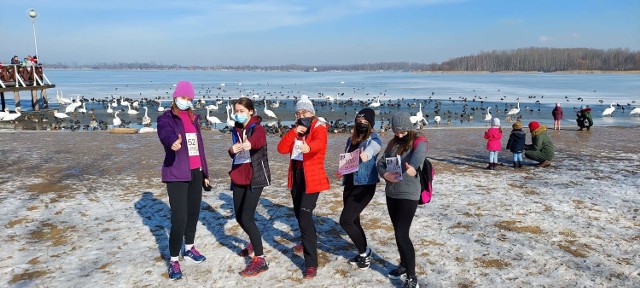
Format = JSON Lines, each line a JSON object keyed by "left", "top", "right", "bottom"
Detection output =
{"left": 413, "top": 136, "right": 434, "bottom": 204}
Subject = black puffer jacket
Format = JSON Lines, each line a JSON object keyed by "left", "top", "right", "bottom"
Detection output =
{"left": 506, "top": 128, "right": 526, "bottom": 153}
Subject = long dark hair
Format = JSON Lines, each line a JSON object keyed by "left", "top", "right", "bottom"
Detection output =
{"left": 385, "top": 131, "right": 417, "bottom": 156}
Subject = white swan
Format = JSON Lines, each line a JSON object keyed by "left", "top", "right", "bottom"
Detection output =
{"left": 263, "top": 100, "right": 277, "bottom": 118}
{"left": 602, "top": 103, "right": 616, "bottom": 116}
{"left": 77, "top": 102, "right": 87, "bottom": 114}
{"left": 111, "top": 99, "right": 118, "bottom": 107}
{"left": 630, "top": 107, "right": 640, "bottom": 116}
{"left": 65, "top": 98, "right": 82, "bottom": 113}
{"left": 58, "top": 90, "right": 72, "bottom": 104}
{"left": 484, "top": 107, "right": 492, "bottom": 123}
{"left": 126, "top": 102, "right": 139, "bottom": 115}
{"left": 434, "top": 115, "right": 441, "bottom": 125}
{"left": 410, "top": 103, "right": 426, "bottom": 124}
{"left": 225, "top": 105, "right": 235, "bottom": 128}
{"left": 142, "top": 107, "right": 151, "bottom": 126}
{"left": 270, "top": 100, "right": 280, "bottom": 108}
{"left": 368, "top": 96, "right": 381, "bottom": 108}
{"left": 132, "top": 101, "right": 140, "bottom": 109}
{"left": 205, "top": 102, "right": 219, "bottom": 110}
{"left": 507, "top": 101, "right": 520, "bottom": 116}
{"left": 1, "top": 107, "right": 21, "bottom": 121}
{"left": 206, "top": 108, "right": 222, "bottom": 129}
{"left": 53, "top": 109, "right": 69, "bottom": 119}
{"left": 325, "top": 95, "right": 334, "bottom": 102}
{"left": 0, "top": 108, "right": 8, "bottom": 120}
{"left": 107, "top": 105, "right": 113, "bottom": 114}
{"left": 113, "top": 111, "right": 122, "bottom": 127}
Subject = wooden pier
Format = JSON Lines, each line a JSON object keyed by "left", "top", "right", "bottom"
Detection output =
{"left": 0, "top": 64, "right": 55, "bottom": 111}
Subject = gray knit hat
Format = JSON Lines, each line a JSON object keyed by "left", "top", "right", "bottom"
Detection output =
{"left": 295, "top": 95, "right": 315, "bottom": 115}
{"left": 491, "top": 117, "right": 500, "bottom": 127}
{"left": 391, "top": 112, "right": 413, "bottom": 133}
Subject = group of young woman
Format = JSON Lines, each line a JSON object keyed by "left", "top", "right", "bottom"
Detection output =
{"left": 157, "top": 80, "right": 427, "bottom": 288}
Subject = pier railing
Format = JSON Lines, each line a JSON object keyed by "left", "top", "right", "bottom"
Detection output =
{"left": 0, "top": 64, "right": 55, "bottom": 111}
{"left": 0, "top": 64, "right": 52, "bottom": 89}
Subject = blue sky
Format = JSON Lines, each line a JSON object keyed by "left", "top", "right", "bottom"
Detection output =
{"left": 1, "top": 0, "right": 638, "bottom": 66}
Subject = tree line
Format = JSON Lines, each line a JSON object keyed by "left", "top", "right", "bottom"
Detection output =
{"left": 45, "top": 47, "right": 639, "bottom": 72}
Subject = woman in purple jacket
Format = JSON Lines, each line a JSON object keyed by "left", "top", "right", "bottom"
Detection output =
{"left": 157, "top": 80, "right": 210, "bottom": 280}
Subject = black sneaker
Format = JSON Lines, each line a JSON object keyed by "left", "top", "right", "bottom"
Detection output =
{"left": 403, "top": 276, "right": 419, "bottom": 288}
{"left": 352, "top": 250, "right": 372, "bottom": 270}
{"left": 388, "top": 266, "right": 407, "bottom": 279}
{"left": 348, "top": 255, "right": 362, "bottom": 265}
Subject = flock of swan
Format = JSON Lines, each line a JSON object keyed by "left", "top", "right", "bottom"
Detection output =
{"left": 2, "top": 89, "right": 639, "bottom": 132}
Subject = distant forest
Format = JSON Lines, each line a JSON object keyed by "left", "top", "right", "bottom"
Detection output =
{"left": 47, "top": 47, "right": 640, "bottom": 72}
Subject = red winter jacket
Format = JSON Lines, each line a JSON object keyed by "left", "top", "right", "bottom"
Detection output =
{"left": 484, "top": 127, "right": 503, "bottom": 151}
{"left": 277, "top": 119, "right": 330, "bottom": 193}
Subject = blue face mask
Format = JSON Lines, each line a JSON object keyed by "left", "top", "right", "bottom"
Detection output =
{"left": 175, "top": 98, "right": 192, "bottom": 110}
{"left": 234, "top": 113, "right": 249, "bottom": 124}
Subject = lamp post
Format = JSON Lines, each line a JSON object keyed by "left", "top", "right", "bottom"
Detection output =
{"left": 28, "top": 9, "right": 39, "bottom": 61}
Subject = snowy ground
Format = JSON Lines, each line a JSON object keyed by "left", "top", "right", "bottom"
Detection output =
{"left": 0, "top": 126, "right": 638, "bottom": 287}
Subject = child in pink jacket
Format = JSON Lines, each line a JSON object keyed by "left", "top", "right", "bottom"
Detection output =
{"left": 484, "top": 118, "right": 503, "bottom": 170}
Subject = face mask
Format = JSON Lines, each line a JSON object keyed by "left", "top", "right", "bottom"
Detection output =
{"left": 394, "top": 135, "right": 408, "bottom": 143}
{"left": 296, "top": 117, "right": 313, "bottom": 135}
{"left": 355, "top": 122, "right": 369, "bottom": 133}
{"left": 175, "top": 98, "right": 192, "bottom": 110}
{"left": 234, "top": 113, "right": 248, "bottom": 124}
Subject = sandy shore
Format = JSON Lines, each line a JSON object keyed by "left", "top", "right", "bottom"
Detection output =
{"left": 1, "top": 127, "right": 638, "bottom": 287}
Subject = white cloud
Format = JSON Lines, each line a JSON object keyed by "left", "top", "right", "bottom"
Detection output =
{"left": 538, "top": 35, "right": 552, "bottom": 42}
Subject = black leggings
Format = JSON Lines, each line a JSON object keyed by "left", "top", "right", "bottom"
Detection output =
{"left": 291, "top": 168, "right": 320, "bottom": 268}
{"left": 167, "top": 169, "right": 203, "bottom": 258}
{"left": 340, "top": 183, "right": 375, "bottom": 254}
{"left": 386, "top": 196, "right": 418, "bottom": 277}
{"left": 232, "top": 185, "right": 265, "bottom": 256}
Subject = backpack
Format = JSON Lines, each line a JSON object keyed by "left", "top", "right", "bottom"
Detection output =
{"left": 413, "top": 136, "right": 434, "bottom": 204}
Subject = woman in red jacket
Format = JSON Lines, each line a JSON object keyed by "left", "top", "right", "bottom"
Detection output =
{"left": 228, "top": 97, "right": 271, "bottom": 277}
{"left": 277, "top": 95, "right": 329, "bottom": 279}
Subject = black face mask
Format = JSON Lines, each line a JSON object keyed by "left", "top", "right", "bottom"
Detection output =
{"left": 394, "top": 135, "right": 408, "bottom": 143}
{"left": 355, "top": 122, "right": 369, "bottom": 133}
{"left": 296, "top": 117, "right": 313, "bottom": 135}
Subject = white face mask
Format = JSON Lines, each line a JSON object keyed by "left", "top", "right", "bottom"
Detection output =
{"left": 176, "top": 98, "right": 192, "bottom": 110}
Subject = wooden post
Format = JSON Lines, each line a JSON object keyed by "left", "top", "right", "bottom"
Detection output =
{"left": 31, "top": 89, "right": 38, "bottom": 111}
{"left": 0, "top": 92, "right": 5, "bottom": 111}
{"left": 14, "top": 91, "right": 20, "bottom": 109}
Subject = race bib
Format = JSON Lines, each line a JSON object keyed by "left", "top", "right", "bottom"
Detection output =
{"left": 291, "top": 139, "right": 304, "bottom": 161}
{"left": 338, "top": 149, "right": 360, "bottom": 175}
{"left": 385, "top": 155, "right": 402, "bottom": 181}
{"left": 185, "top": 133, "right": 199, "bottom": 156}
{"left": 234, "top": 149, "right": 251, "bottom": 164}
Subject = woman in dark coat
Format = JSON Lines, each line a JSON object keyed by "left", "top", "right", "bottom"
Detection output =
{"left": 552, "top": 103, "right": 563, "bottom": 130}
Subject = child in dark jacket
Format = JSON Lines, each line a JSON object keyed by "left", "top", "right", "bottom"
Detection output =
{"left": 506, "top": 121, "right": 526, "bottom": 168}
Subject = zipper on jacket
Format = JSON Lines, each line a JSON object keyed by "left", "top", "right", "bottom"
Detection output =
{"left": 262, "top": 160, "right": 270, "bottom": 186}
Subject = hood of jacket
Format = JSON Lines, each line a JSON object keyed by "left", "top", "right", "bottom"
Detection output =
{"left": 531, "top": 125, "right": 548, "bottom": 137}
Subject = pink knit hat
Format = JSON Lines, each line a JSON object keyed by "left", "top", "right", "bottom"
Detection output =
{"left": 173, "top": 81, "right": 194, "bottom": 99}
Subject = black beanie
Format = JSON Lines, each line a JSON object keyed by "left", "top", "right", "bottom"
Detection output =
{"left": 355, "top": 108, "right": 376, "bottom": 127}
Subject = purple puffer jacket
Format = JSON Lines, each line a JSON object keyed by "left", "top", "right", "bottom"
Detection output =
{"left": 484, "top": 127, "right": 503, "bottom": 151}
{"left": 157, "top": 109, "right": 209, "bottom": 182}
